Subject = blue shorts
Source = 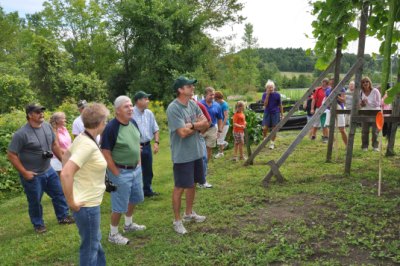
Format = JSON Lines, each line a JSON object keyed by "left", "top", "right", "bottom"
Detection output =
{"left": 107, "top": 166, "right": 144, "bottom": 213}
{"left": 173, "top": 159, "right": 205, "bottom": 188}
{"left": 262, "top": 112, "right": 280, "bottom": 128}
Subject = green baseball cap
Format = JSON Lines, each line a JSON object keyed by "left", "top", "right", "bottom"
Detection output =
{"left": 173, "top": 76, "right": 197, "bottom": 91}
{"left": 134, "top": 91, "right": 151, "bottom": 101}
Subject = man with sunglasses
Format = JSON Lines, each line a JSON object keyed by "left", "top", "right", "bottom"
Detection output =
{"left": 7, "top": 104, "right": 74, "bottom": 234}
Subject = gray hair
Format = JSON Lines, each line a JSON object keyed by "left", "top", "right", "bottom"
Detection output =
{"left": 114, "top": 95, "right": 131, "bottom": 110}
{"left": 265, "top": 80, "right": 275, "bottom": 89}
{"left": 49, "top": 112, "right": 65, "bottom": 128}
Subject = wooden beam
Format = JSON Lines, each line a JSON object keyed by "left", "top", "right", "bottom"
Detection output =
{"left": 244, "top": 58, "right": 337, "bottom": 166}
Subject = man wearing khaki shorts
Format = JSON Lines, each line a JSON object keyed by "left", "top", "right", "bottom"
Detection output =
{"left": 200, "top": 87, "right": 223, "bottom": 161}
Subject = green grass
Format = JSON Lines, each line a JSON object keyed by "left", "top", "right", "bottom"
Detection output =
{"left": 1, "top": 130, "right": 400, "bottom": 265}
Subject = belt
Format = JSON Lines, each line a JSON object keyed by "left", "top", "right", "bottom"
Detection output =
{"left": 114, "top": 163, "right": 137, "bottom": 170}
{"left": 140, "top": 141, "right": 150, "bottom": 146}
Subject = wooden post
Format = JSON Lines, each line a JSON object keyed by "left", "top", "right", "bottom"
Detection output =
{"left": 386, "top": 56, "right": 400, "bottom": 156}
{"left": 345, "top": 1, "right": 369, "bottom": 175}
{"left": 244, "top": 128, "right": 252, "bottom": 157}
{"left": 327, "top": 36, "right": 343, "bottom": 162}
{"left": 263, "top": 59, "right": 363, "bottom": 186}
{"left": 244, "top": 59, "right": 336, "bottom": 166}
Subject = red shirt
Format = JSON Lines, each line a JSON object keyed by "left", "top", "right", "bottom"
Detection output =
{"left": 233, "top": 112, "right": 246, "bottom": 133}
{"left": 313, "top": 87, "right": 326, "bottom": 108}
{"left": 195, "top": 100, "right": 211, "bottom": 122}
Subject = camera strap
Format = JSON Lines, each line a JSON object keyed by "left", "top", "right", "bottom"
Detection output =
{"left": 31, "top": 125, "right": 51, "bottom": 152}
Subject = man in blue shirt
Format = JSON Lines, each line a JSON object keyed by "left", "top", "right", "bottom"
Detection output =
{"left": 133, "top": 91, "right": 160, "bottom": 197}
{"left": 200, "top": 87, "right": 223, "bottom": 162}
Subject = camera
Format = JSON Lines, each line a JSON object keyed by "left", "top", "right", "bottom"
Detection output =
{"left": 42, "top": 151, "right": 53, "bottom": 159}
{"left": 105, "top": 173, "right": 117, "bottom": 193}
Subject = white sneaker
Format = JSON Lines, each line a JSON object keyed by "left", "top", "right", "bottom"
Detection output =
{"left": 198, "top": 182, "right": 213, "bottom": 188}
{"left": 223, "top": 141, "right": 229, "bottom": 149}
{"left": 108, "top": 232, "right": 129, "bottom": 245}
{"left": 173, "top": 220, "right": 187, "bottom": 234}
{"left": 269, "top": 142, "right": 275, "bottom": 149}
{"left": 183, "top": 211, "right": 206, "bottom": 223}
{"left": 362, "top": 148, "right": 368, "bottom": 152}
{"left": 214, "top": 152, "right": 224, "bottom": 159}
{"left": 123, "top": 222, "right": 146, "bottom": 233}
{"left": 373, "top": 148, "right": 380, "bottom": 152}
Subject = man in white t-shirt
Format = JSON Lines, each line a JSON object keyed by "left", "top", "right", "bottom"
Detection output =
{"left": 72, "top": 100, "right": 88, "bottom": 138}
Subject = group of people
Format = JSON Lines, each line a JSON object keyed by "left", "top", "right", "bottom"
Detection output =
{"left": 304, "top": 76, "right": 387, "bottom": 151}
{"left": 6, "top": 75, "right": 251, "bottom": 265}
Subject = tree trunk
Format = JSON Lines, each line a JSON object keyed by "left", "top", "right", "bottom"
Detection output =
{"left": 381, "top": 0, "right": 396, "bottom": 92}
{"left": 345, "top": 1, "right": 369, "bottom": 175}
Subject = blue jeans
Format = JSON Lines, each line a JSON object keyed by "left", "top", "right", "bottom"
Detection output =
{"left": 73, "top": 206, "right": 106, "bottom": 266}
{"left": 141, "top": 144, "right": 154, "bottom": 195}
{"left": 19, "top": 167, "right": 69, "bottom": 228}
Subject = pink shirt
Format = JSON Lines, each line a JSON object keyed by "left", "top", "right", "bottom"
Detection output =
{"left": 57, "top": 126, "right": 72, "bottom": 150}
{"left": 361, "top": 88, "right": 381, "bottom": 110}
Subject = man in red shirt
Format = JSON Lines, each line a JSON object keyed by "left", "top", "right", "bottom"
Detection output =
{"left": 310, "top": 78, "right": 330, "bottom": 142}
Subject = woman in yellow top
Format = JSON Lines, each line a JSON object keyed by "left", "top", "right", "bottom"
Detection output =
{"left": 60, "top": 103, "right": 109, "bottom": 266}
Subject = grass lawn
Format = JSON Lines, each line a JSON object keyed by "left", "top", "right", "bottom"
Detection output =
{"left": 1, "top": 129, "right": 400, "bottom": 265}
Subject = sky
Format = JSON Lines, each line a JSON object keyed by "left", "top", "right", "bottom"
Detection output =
{"left": 1, "top": 0, "right": 382, "bottom": 54}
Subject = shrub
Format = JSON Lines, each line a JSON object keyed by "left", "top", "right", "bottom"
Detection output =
{"left": 229, "top": 108, "right": 263, "bottom": 145}
{"left": 148, "top": 100, "right": 167, "bottom": 131}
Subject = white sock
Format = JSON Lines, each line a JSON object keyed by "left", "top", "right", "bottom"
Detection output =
{"left": 110, "top": 225, "right": 119, "bottom": 235}
{"left": 125, "top": 216, "right": 132, "bottom": 226}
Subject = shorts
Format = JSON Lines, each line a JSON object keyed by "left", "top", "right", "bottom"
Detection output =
{"left": 325, "top": 109, "right": 345, "bottom": 128}
{"left": 173, "top": 159, "right": 205, "bottom": 188}
{"left": 262, "top": 112, "right": 280, "bottom": 128}
{"left": 312, "top": 108, "right": 327, "bottom": 128}
{"left": 216, "top": 125, "right": 229, "bottom": 145}
{"left": 202, "top": 126, "right": 218, "bottom": 148}
{"left": 108, "top": 166, "right": 144, "bottom": 213}
{"left": 233, "top": 132, "right": 244, "bottom": 144}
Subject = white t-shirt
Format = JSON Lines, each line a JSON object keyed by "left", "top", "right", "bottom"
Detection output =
{"left": 72, "top": 115, "right": 101, "bottom": 143}
{"left": 72, "top": 115, "right": 84, "bottom": 136}
{"left": 69, "top": 135, "right": 107, "bottom": 207}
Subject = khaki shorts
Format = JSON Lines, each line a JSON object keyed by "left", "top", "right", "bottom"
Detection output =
{"left": 202, "top": 126, "right": 218, "bottom": 148}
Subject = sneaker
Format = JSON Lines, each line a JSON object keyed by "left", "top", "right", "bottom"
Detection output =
{"left": 108, "top": 232, "right": 130, "bottom": 245}
{"left": 231, "top": 157, "right": 238, "bottom": 162}
{"left": 362, "top": 148, "right": 368, "bottom": 152}
{"left": 173, "top": 220, "right": 187, "bottom": 234}
{"left": 373, "top": 147, "right": 379, "bottom": 152}
{"left": 58, "top": 215, "right": 75, "bottom": 225}
{"left": 34, "top": 225, "right": 47, "bottom": 234}
{"left": 183, "top": 211, "right": 206, "bottom": 223}
{"left": 311, "top": 136, "right": 316, "bottom": 140}
{"left": 269, "top": 142, "right": 275, "bottom": 149}
{"left": 214, "top": 152, "right": 224, "bottom": 159}
{"left": 198, "top": 182, "right": 213, "bottom": 188}
{"left": 239, "top": 156, "right": 248, "bottom": 160}
{"left": 223, "top": 141, "right": 229, "bottom": 149}
{"left": 123, "top": 223, "right": 146, "bottom": 233}
{"left": 321, "top": 136, "right": 328, "bottom": 143}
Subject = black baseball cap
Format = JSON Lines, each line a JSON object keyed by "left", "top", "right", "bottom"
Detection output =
{"left": 173, "top": 76, "right": 197, "bottom": 91}
{"left": 134, "top": 91, "right": 151, "bottom": 101}
{"left": 25, "top": 103, "right": 46, "bottom": 114}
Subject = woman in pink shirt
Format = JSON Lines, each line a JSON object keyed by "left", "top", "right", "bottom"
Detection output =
{"left": 360, "top": 77, "right": 381, "bottom": 151}
{"left": 50, "top": 112, "right": 72, "bottom": 174}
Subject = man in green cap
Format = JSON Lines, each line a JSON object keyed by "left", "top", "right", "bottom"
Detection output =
{"left": 167, "top": 76, "right": 209, "bottom": 234}
{"left": 133, "top": 91, "right": 160, "bottom": 197}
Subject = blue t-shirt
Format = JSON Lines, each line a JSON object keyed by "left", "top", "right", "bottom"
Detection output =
{"left": 325, "top": 87, "right": 346, "bottom": 109}
{"left": 262, "top": 92, "right": 281, "bottom": 114}
{"left": 200, "top": 100, "right": 223, "bottom": 127}
{"left": 218, "top": 101, "right": 230, "bottom": 126}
